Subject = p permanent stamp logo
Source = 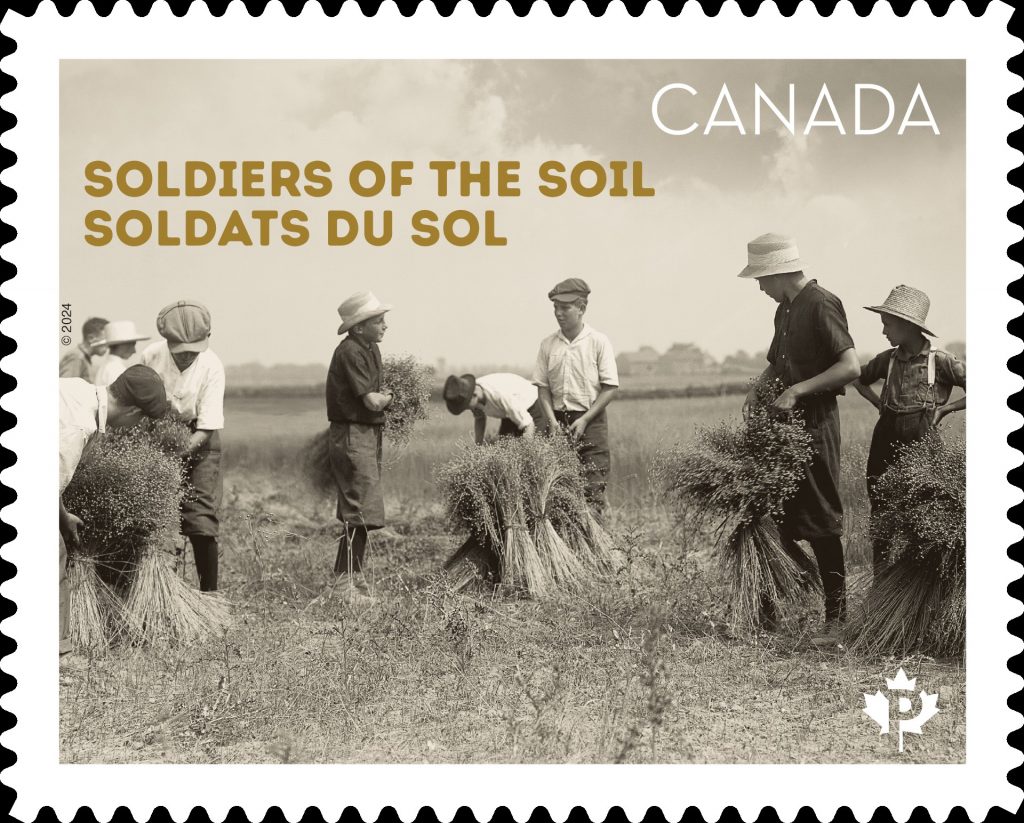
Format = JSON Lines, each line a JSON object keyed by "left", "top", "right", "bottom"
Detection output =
{"left": 863, "top": 667, "right": 941, "bottom": 753}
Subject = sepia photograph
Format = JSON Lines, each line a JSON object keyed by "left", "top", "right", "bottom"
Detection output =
{"left": 54, "top": 58, "right": 971, "bottom": 767}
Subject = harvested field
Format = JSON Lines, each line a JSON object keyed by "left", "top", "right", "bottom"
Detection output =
{"left": 60, "top": 393, "right": 966, "bottom": 764}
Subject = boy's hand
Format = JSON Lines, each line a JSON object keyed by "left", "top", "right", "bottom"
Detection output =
{"left": 772, "top": 386, "right": 800, "bottom": 412}
{"left": 933, "top": 405, "right": 949, "bottom": 426}
{"left": 567, "top": 417, "right": 589, "bottom": 440}
{"left": 60, "top": 510, "right": 84, "bottom": 550}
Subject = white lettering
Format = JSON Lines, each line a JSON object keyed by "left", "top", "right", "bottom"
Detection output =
{"left": 804, "top": 84, "right": 846, "bottom": 135}
{"left": 898, "top": 84, "right": 941, "bottom": 135}
{"left": 652, "top": 83, "right": 699, "bottom": 136}
{"left": 855, "top": 84, "right": 896, "bottom": 135}
{"left": 755, "top": 83, "right": 795, "bottom": 135}
{"left": 705, "top": 84, "right": 746, "bottom": 135}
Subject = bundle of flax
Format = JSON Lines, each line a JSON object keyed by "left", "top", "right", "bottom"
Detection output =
{"left": 653, "top": 380, "right": 817, "bottom": 629}
{"left": 436, "top": 435, "right": 615, "bottom": 597}
{"left": 302, "top": 353, "right": 434, "bottom": 494}
{"left": 851, "top": 431, "right": 965, "bottom": 657}
{"left": 62, "top": 419, "right": 230, "bottom": 647}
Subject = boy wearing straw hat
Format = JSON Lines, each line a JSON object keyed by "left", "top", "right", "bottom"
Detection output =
{"left": 855, "top": 285, "right": 966, "bottom": 576}
{"left": 443, "top": 372, "right": 547, "bottom": 444}
{"left": 141, "top": 301, "right": 226, "bottom": 592}
{"left": 94, "top": 320, "right": 150, "bottom": 386}
{"left": 59, "top": 365, "right": 170, "bottom": 660}
{"left": 327, "top": 290, "right": 394, "bottom": 584}
{"left": 739, "top": 233, "right": 862, "bottom": 639}
{"left": 532, "top": 278, "right": 619, "bottom": 514}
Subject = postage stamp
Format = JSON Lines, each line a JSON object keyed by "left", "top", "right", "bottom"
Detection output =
{"left": 0, "top": 3, "right": 1020, "bottom": 821}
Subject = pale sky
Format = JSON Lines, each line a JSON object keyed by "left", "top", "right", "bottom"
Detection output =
{"left": 60, "top": 60, "right": 965, "bottom": 368}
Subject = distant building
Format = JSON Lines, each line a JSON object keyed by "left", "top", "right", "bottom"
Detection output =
{"left": 616, "top": 343, "right": 721, "bottom": 377}
{"left": 616, "top": 346, "right": 661, "bottom": 377}
{"left": 657, "top": 343, "right": 718, "bottom": 376}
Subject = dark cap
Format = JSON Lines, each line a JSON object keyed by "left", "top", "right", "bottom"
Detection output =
{"left": 157, "top": 300, "right": 211, "bottom": 354}
{"left": 547, "top": 278, "right": 591, "bottom": 303}
{"left": 443, "top": 374, "right": 476, "bottom": 415}
{"left": 109, "top": 365, "right": 170, "bottom": 419}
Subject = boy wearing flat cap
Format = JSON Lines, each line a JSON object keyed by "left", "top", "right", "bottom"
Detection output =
{"left": 59, "top": 365, "right": 169, "bottom": 658}
{"left": 532, "top": 277, "right": 619, "bottom": 513}
{"left": 740, "top": 233, "right": 861, "bottom": 642}
{"left": 326, "top": 290, "right": 394, "bottom": 586}
{"left": 443, "top": 372, "right": 546, "bottom": 444}
{"left": 141, "top": 300, "right": 226, "bottom": 593}
{"left": 855, "top": 285, "right": 966, "bottom": 576}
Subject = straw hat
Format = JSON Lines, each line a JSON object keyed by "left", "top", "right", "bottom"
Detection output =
{"left": 737, "top": 233, "right": 805, "bottom": 279}
{"left": 337, "top": 290, "right": 392, "bottom": 335}
{"left": 102, "top": 320, "right": 150, "bottom": 346}
{"left": 864, "top": 285, "right": 935, "bottom": 336}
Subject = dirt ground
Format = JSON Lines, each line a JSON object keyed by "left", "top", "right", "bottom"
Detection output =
{"left": 60, "top": 473, "right": 965, "bottom": 765}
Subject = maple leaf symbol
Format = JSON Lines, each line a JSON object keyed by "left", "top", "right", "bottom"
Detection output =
{"left": 898, "top": 690, "right": 939, "bottom": 753}
{"left": 863, "top": 690, "right": 890, "bottom": 735}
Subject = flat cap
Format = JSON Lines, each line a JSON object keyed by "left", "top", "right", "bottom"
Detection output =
{"left": 547, "top": 278, "right": 591, "bottom": 303}
{"left": 157, "top": 300, "right": 211, "bottom": 354}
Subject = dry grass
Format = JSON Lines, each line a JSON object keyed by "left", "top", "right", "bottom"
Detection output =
{"left": 59, "top": 394, "right": 967, "bottom": 765}
{"left": 124, "top": 550, "right": 233, "bottom": 645}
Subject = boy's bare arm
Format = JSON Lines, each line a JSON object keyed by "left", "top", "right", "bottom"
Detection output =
{"left": 854, "top": 380, "right": 883, "bottom": 410}
{"left": 537, "top": 386, "right": 558, "bottom": 430}
{"left": 473, "top": 411, "right": 487, "bottom": 445}
{"left": 935, "top": 394, "right": 966, "bottom": 425}
{"left": 362, "top": 390, "right": 393, "bottom": 412}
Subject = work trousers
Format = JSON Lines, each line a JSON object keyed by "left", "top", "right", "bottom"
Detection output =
{"left": 761, "top": 534, "right": 847, "bottom": 625}
{"left": 866, "top": 409, "right": 933, "bottom": 576}
{"left": 554, "top": 409, "right": 610, "bottom": 514}
{"left": 496, "top": 399, "right": 549, "bottom": 438}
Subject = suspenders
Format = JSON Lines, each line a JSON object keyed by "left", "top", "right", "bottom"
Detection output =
{"left": 883, "top": 349, "right": 938, "bottom": 412}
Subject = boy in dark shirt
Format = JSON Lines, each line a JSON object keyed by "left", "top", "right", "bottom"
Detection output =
{"left": 326, "top": 291, "right": 394, "bottom": 584}
{"left": 855, "top": 285, "right": 966, "bottom": 575}
{"left": 740, "top": 233, "right": 862, "bottom": 641}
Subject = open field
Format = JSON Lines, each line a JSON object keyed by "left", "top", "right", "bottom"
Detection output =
{"left": 60, "top": 393, "right": 966, "bottom": 764}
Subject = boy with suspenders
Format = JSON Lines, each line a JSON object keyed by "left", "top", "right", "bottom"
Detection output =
{"left": 854, "top": 286, "right": 967, "bottom": 576}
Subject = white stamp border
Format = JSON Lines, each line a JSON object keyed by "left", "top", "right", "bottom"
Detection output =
{"left": 0, "top": 2, "right": 1021, "bottom": 820}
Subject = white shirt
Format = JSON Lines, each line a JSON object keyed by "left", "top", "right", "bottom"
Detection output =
{"left": 475, "top": 373, "right": 539, "bottom": 430}
{"left": 532, "top": 324, "right": 619, "bottom": 412}
{"left": 93, "top": 356, "right": 127, "bottom": 387}
{"left": 140, "top": 341, "right": 225, "bottom": 430}
{"left": 59, "top": 378, "right": 107, "bottom": 492}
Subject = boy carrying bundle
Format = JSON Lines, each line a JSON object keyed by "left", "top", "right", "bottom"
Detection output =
{"left": 532, "top": 278, "right": 619, "bottom": 515}
{"left": 854, "top": 285, "right": 967, "bottom": 576}
{"left": 326, "top": 290, "right": 395, "bottom": 587}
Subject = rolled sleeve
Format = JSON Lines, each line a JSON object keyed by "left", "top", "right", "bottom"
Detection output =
{"left": 195, "top": 366, "right": 226, "bottom": 430}
{"left": 343, "top": 348, "right": 377, "bottom": 398}
{"left": 859, "top": 351, "right": 891, "bottom": 385}
{"left": 532, "top": 341, "right": 551, "bottom": 388}
{"left": 815, "top": 299, "right": 855, "bottom": 362}
{"left": 597, "top": 337, "right": 620, "bottom": 387}
{"left": 939, "top": 352, "right": 967, "bottom": 389}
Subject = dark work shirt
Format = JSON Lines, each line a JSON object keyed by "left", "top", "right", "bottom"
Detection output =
{"left": 767, "top": 280, "right": 855, "bottom": 398}
{"left": 859, "top": 340, "right": 966, "bottom": 413}
{"left": 326, "top": 335, "right": 384, "bottom": 425}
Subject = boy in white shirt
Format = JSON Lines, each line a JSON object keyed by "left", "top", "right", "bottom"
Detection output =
{"left": 443, "top": 372, "right": 546, "bottom": 444}
{"left": 532, "top": 278, "right": 619, "bottom": 513}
